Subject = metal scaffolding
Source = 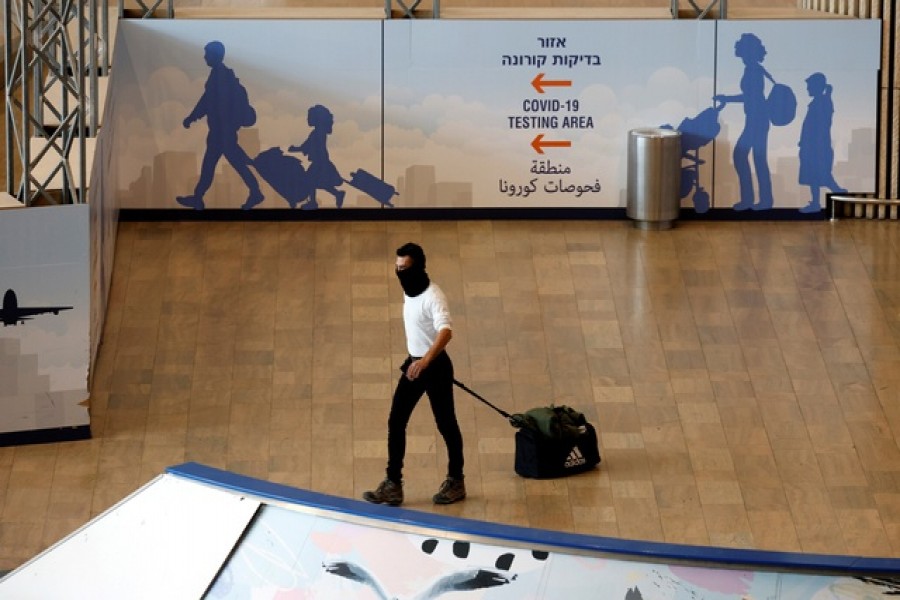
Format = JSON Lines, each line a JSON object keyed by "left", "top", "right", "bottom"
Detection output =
{"left": 3, "top": 0, "right": 108, "bottom": 205}
{"left": 671, "top": 0, "right": 727, "bottom": 19}
{"left": 118, "top": 0, "right": 172, "bottom": 19}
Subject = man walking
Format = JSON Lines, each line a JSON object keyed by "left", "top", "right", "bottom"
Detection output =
{"left": 177, "top": 41, "right": 263, "bottom": 211}
{"left": 363, "top": 243, "right": 466, "bottom": 506}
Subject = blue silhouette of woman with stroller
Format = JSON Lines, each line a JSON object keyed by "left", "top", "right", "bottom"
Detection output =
{"left": 798, "top": 72, "right": 846, "bottom": 213}
{"left": 289, "top": 105, "right": 346, "bottom": 210}
{"left": 714, "top": 33, "right": 774, "bottom": 211}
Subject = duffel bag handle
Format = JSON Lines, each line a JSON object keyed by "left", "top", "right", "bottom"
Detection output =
{"left": 452, "top": 379, "right": 528, "bottom": 428}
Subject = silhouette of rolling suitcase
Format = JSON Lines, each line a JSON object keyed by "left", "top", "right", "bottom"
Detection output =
{"left": 346, "top": 169, "right": 397, "bottom": 207}
{"left": 254, "top": 147, "right": 313, "bottom": 208}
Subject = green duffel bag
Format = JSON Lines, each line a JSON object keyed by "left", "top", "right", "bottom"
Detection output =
{"left": 520, "top": 405, "right": 588, "bottom": 441}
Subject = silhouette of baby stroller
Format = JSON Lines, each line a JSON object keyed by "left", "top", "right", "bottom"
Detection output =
{"left": 662, "top": 103, "right": 723, "bottom": 214}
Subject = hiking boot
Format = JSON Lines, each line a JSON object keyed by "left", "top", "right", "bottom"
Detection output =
{"left": 432, "top": 477, "right": 466, "bottom": 505}
{"left": 363, "top": 478, "right": 403, "bottom": 506}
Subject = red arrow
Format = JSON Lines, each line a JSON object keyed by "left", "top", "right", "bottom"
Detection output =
{"left": 531, "top": 134, "right": 571, "bottom": 154}
{"left": 531, "top": 73, "right": 572, "bottom": 94}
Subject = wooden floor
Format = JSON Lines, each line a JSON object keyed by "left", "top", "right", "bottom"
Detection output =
{"left": 2, "top": 217, "right": 899, "bottom": 571}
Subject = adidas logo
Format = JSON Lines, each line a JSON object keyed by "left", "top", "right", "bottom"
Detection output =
{"left": 564, "top": 446, "right": 586, "bottom": 468}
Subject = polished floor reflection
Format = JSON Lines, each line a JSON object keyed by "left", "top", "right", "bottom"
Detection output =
{"left": 1, "top": 218, "right": 899, "bottom": 570}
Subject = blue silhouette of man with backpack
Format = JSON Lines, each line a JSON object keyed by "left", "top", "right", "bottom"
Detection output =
{"left": 177, "top": 41, "right": 263, "bottom": 211}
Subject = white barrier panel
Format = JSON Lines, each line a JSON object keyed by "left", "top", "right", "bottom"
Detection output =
{"left": 0, "top": 475, "right": 260, "bottom": 599}
{"left": 6, "top": 464, "right": 897, "bottom": 598}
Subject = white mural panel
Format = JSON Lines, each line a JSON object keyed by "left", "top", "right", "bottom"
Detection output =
{"left": 111, "top": 20, "right": 384, "bottom": 211}
{"left": 209, "top": 500, "right": 899, "bottom": 599}
{"left": 102, "top": 19, "right": 879, "bottom": 214}
{"left": 383, "top": 20, "right": 716, "bottom": 209}
{"left": 713, "top": 20, "right": 879, "bottom": 214}
{"left": 0, "top": 205, "right": 90, "bottom": 437}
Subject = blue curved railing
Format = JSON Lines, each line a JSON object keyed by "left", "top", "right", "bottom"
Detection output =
{"left": 167, "top": 462, "right": 900, "bottom": 577}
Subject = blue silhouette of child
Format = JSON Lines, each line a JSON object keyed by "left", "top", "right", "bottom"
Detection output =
{"left": 798, "top": 72, "right": 846, "bottom": 213}
{"left": 289, "top": 105, "right": 345, "bottom": 210}
{"left": 714, "top": 33, "right": 774, "bottom": 212}
{"left": 177, "top": 41, "right": 263, "bottom": 211}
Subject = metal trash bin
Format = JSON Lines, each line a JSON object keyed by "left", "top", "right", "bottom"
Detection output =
{"left": 626, "top": 128, "right": 682, "bottom": 230}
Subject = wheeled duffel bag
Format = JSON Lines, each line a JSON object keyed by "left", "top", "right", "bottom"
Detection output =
{"left": 453, "top": 380, "right": 601, "bottom": 479}
{"left": 514, "top": 408, "right": 601, "bottom": 478}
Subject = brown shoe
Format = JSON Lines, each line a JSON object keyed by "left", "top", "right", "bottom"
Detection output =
{"left": 432, "top": 477, "right": 466, "bottom": 505}
{"left": 363, "top": 478, "right": 403, "bottom": 506}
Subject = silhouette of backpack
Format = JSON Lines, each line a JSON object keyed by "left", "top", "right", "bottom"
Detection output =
{"left": 764, "top": 69, "right": 796, "bottom": 126}
{"left": 234, "top": 78, "right": 257, "bottom": 128}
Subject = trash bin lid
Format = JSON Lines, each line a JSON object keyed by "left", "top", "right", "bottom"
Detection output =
{"left": 630, "top": 127, "right": 681, "bottom": 138}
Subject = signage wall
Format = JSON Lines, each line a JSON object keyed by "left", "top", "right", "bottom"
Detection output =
{"left": 107, "top": 18, "right": 879, "bottom": 215}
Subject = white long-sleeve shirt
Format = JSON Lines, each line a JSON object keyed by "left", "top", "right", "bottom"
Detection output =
{"left": 403, "top": 283, "right": 452, "bottom": 357}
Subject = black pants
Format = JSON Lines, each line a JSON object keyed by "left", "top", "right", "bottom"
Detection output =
{"left": 386, "top": 352, "right": 464, "bottom": 483}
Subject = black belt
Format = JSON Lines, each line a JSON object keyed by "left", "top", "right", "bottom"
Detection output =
{"left": 409, "top": 351, "right": 447, "bottom": 361}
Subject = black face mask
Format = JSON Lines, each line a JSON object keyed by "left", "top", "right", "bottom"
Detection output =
{"left": 396, "top": 265, "right": 430, "bottom": 297}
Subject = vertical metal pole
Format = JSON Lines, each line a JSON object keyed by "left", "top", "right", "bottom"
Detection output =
{"left": 4, "top": 1, "right": 13, "bottom": 194}
{"left": 78, "top": 0, "right": 87, "bottom": 202}
{"left": 22, "top": 0, "right": 33, "bottom": 201}
{"left": 89, "top": 0, "right": 99, "bottom": 135}
{"left": 100, "top": 0, "right": 109, "bottom": 73}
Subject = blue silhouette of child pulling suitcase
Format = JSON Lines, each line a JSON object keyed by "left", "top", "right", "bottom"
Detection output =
{"left": 254, "top": 104, "right": 397, "bottom": 210}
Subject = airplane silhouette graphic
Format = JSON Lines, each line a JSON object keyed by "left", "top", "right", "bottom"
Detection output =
{"left": 1, "top": 289, "right": 72, "bottom": 326}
